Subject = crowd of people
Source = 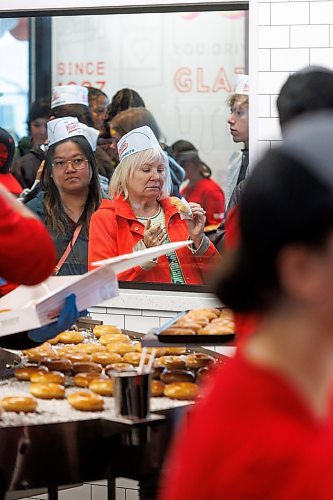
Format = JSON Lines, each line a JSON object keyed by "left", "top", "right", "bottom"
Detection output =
{"left": 0, "top": 76, "right": 249, "bottom": 287}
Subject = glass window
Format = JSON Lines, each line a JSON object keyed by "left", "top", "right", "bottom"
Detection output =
{"left": 0, "top": 5, "right": 248, "bottom": 289}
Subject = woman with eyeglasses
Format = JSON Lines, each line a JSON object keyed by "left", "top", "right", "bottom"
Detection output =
{"left": 26, "top": 117, "right": 102, "bottom": 276}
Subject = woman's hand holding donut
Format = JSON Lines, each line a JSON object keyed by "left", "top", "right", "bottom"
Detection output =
{"left": 186, "top": 202, "right": 206, "bottom": 249}
{"left": 143, "top": 218, "right": 167, "bottom": 248}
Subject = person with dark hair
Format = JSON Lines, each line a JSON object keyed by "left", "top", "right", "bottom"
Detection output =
{"left": 107, "top": 107, "right": 185, "bottom": 197}
{"left": 161, "top": 112, "right": 333, "bottom": 500}
{"left": 87, "top": 86, "right": 109, "bottom": 134}
{"left": 0, "top": 127, "right": 23, "bottom": 196}
{"left": 14, "top": 86, "right": 114, "bottom": 195}
{"left": 11, "top": 97, "right": 50, "bottom": 189}
{"left": 50, "top": 86, "right": 114, "bottom": 185}
{"left": 106, "top": 87, "right": 145, "bottom": 126}
{"left": 172, "top": 139, "right": 225, "bottom": 231}
{"left": 26, "top": 117, "right": 102, "bottom": 276}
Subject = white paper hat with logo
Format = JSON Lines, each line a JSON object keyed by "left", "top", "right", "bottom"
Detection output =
{"left": 117, "top": 125, "right": 162, "bottom": 163}
{"left": 47, "top": 117, "right": 99, "bottom": 151}
{"left": 51, "top": 85, "right": 89, "bottom": 108}
{"left": 234, "top": 74, "right": 249, "bottom": 96}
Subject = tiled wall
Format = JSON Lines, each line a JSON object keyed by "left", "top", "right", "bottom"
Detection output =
{"left": 256, "top": 0, "right": 333, "bottom": 152}
{"left": 10, "top": 478, "right": 139, "bottom": 500}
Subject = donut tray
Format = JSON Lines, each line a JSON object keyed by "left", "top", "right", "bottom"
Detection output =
{"left": 142, "top": 311, "right": 236, "bottom": 346}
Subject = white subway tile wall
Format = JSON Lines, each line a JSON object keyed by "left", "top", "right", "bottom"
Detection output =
{"left": 257, "top": 0, "right": 333, "bottom": 151}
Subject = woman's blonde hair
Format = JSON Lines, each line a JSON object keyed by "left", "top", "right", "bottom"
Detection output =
{"left": 109, "top": 148, "right": 171, "bottom": 200}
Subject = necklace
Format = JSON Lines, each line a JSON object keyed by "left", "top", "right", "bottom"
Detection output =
{"left": 135, "top": 205, "right": 161, "bottom": 220}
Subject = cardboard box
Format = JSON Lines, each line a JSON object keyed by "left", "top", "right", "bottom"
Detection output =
{"left": 0, "top": 241, "right": 189, "bottom": 337}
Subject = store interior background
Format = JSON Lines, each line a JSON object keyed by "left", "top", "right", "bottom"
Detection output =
{"left": 1, "top": 0, "right": 333, "bottom": 498}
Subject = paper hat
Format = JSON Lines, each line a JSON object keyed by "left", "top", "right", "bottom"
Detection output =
{"left": 117, "top": 125, "right": 162, "bottom": 162}
{"left": 51, "top": 85, "right": 89, "bottom": 109}
{"left": 234, "top": 74, "right": 249, "bottom": 95}
{"left": 47, "top": 117, "right": 99, "bottom": 150}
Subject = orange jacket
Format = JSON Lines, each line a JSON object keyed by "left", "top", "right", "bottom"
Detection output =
{"left": 88, "top": 196, "right": 219, "bottom": 284}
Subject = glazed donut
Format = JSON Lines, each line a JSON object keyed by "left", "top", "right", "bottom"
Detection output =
{"left": 99, "top": 333, "right": 131, "bottom": 345}
{"left": 198, "top": 324, "right": 234, "bottom": 335}
{"left": 180, "top": 314, "right": 209, "bottom": 327}
{"left": 67, "top": 390, "right": 104, "bottom": 411}
{"left": 172, "top": 320, "right": 202, "bottom": 332}
{"left": 163, "top": 382, "right": 199, "bottom": 400}
{"left": 55, "top": 346, "right": 77, "bottom": 356}
{"left": 170, "top": 196, "right": 192, "bottom": 215}
{"left": 61, "top": 353, "right": 92, "bottom": 364}
{"left": 105, "top": 363, "right": 134, "bottom": 375}
{"left": 71, "top": 361, "right": 103, "bottom": 374}
{"left": 57, "top": 331, "right": 84, "bottom": 344}
{"left": 93, "top": 324, "right": 122, "bottom": 338}
{"left": 15, "top": 366, "right": 48, "bottom": 381}
{"left": 73, "top": 372, "right": 105, "bottom": 388}
{"left": 75, "top": 343, "right": 106, "bottom": 354}
{"left": 122, "top": 352, "right": 149, "bottom": 367}
{"left": 160, "top": 369, "right": 195, "bottom": 384}
{"left": 30, "top": 371, "right": 65, "bottom": 385}
{"left": 23, "top": 343, "right": 58, "bottom": 362}
{"left": 39, "top": 358, "right": 73, "bottom": 373}
{"left": 151, "top": 380, "right": 165, "bottom": 397}
{"left": 160, "top": 327, "right": 196, "bottom": 336}
{"left": 1, "top": 396, "right": 37, "bottom": 413}
{"left": 89, "top": 378, "right": 113, "bottom": 396}
{"left": 106, "top": 342, "right": 137, "bottom": 355}
{"left": 30, "top": 383, "right": 65, "bottom": 399}
{"left": 188, "top": 308, "right": 220, "bottom": 320}
{"left": 48, "top": 335, "right": 60, "bottom": 345}
{"left": 157, "top": 356, "right": 186, "bottom": 370}
{"left": 185, "top": 353, "right": 215, "bottom": 370}
{"left": 156, "top": 347, "right": 186, "bottom": 357}
{"left": 219, "top": 308, "right": 234, "bottom": 319}
{"left": 91, "top": 352, "right": 122, "bottom": 366}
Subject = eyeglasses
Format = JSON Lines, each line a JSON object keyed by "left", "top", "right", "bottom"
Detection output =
{"left": 52, "top": 158, "right": 89, "bottom": 170}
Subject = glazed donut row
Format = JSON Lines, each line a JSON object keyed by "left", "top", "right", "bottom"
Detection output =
{"left": 161, "top": 307, "right": 235, "bottom": 336}
{"left": 2, "top": 322, "right": 219, "bottom": 413}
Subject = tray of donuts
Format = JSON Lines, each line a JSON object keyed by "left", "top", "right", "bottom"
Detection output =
{"left": 0, "top": 325, "right": 218, "bottom": 415}
{"left": 145, "top": 307, "right": 236, "bottom": 345}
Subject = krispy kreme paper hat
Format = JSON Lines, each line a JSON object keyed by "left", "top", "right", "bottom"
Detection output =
{"left": 234, "top": 74, "right": 249, "bottom": 95}
{"left": 117, "top": 125, "right": 162, "bottom": 162}
{"left": 51, "top": 85, "right": 89, "bottom": 109}
{"left": 47, "top": 116, "right": 99, "bottom": 150}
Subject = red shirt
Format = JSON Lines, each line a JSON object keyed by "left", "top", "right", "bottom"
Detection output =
{"left": 0, "top": 195, "right": 56, "bottom": 296}
{"left": 88, "top": 195, "right": 219, "bottom": 284}
{"left": 224, "top": 204, "right": 260, "bottom": 338}
{"left": 160, "top": 354, "right": 333, "bottom": 500}
{"left": 181, "top": 178, "right": 225, "bottom": 227}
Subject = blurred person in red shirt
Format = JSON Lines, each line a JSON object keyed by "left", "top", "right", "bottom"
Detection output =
{"left": 160, "top": 112, "right": 333, "bottom": 500}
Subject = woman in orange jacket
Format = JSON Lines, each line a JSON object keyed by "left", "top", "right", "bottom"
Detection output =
{"left": 88, "top": 126, "right": 219, "bottom": 284}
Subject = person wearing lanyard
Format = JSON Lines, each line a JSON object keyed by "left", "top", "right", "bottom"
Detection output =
{"left": 26, "top": 116, "right": 102, "bottom": 276}
{"left": 160, "top": 112, "right": 333, "bottom": 499}
{"left": 88, "top": 126, "right": 219, "bottom": 284}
